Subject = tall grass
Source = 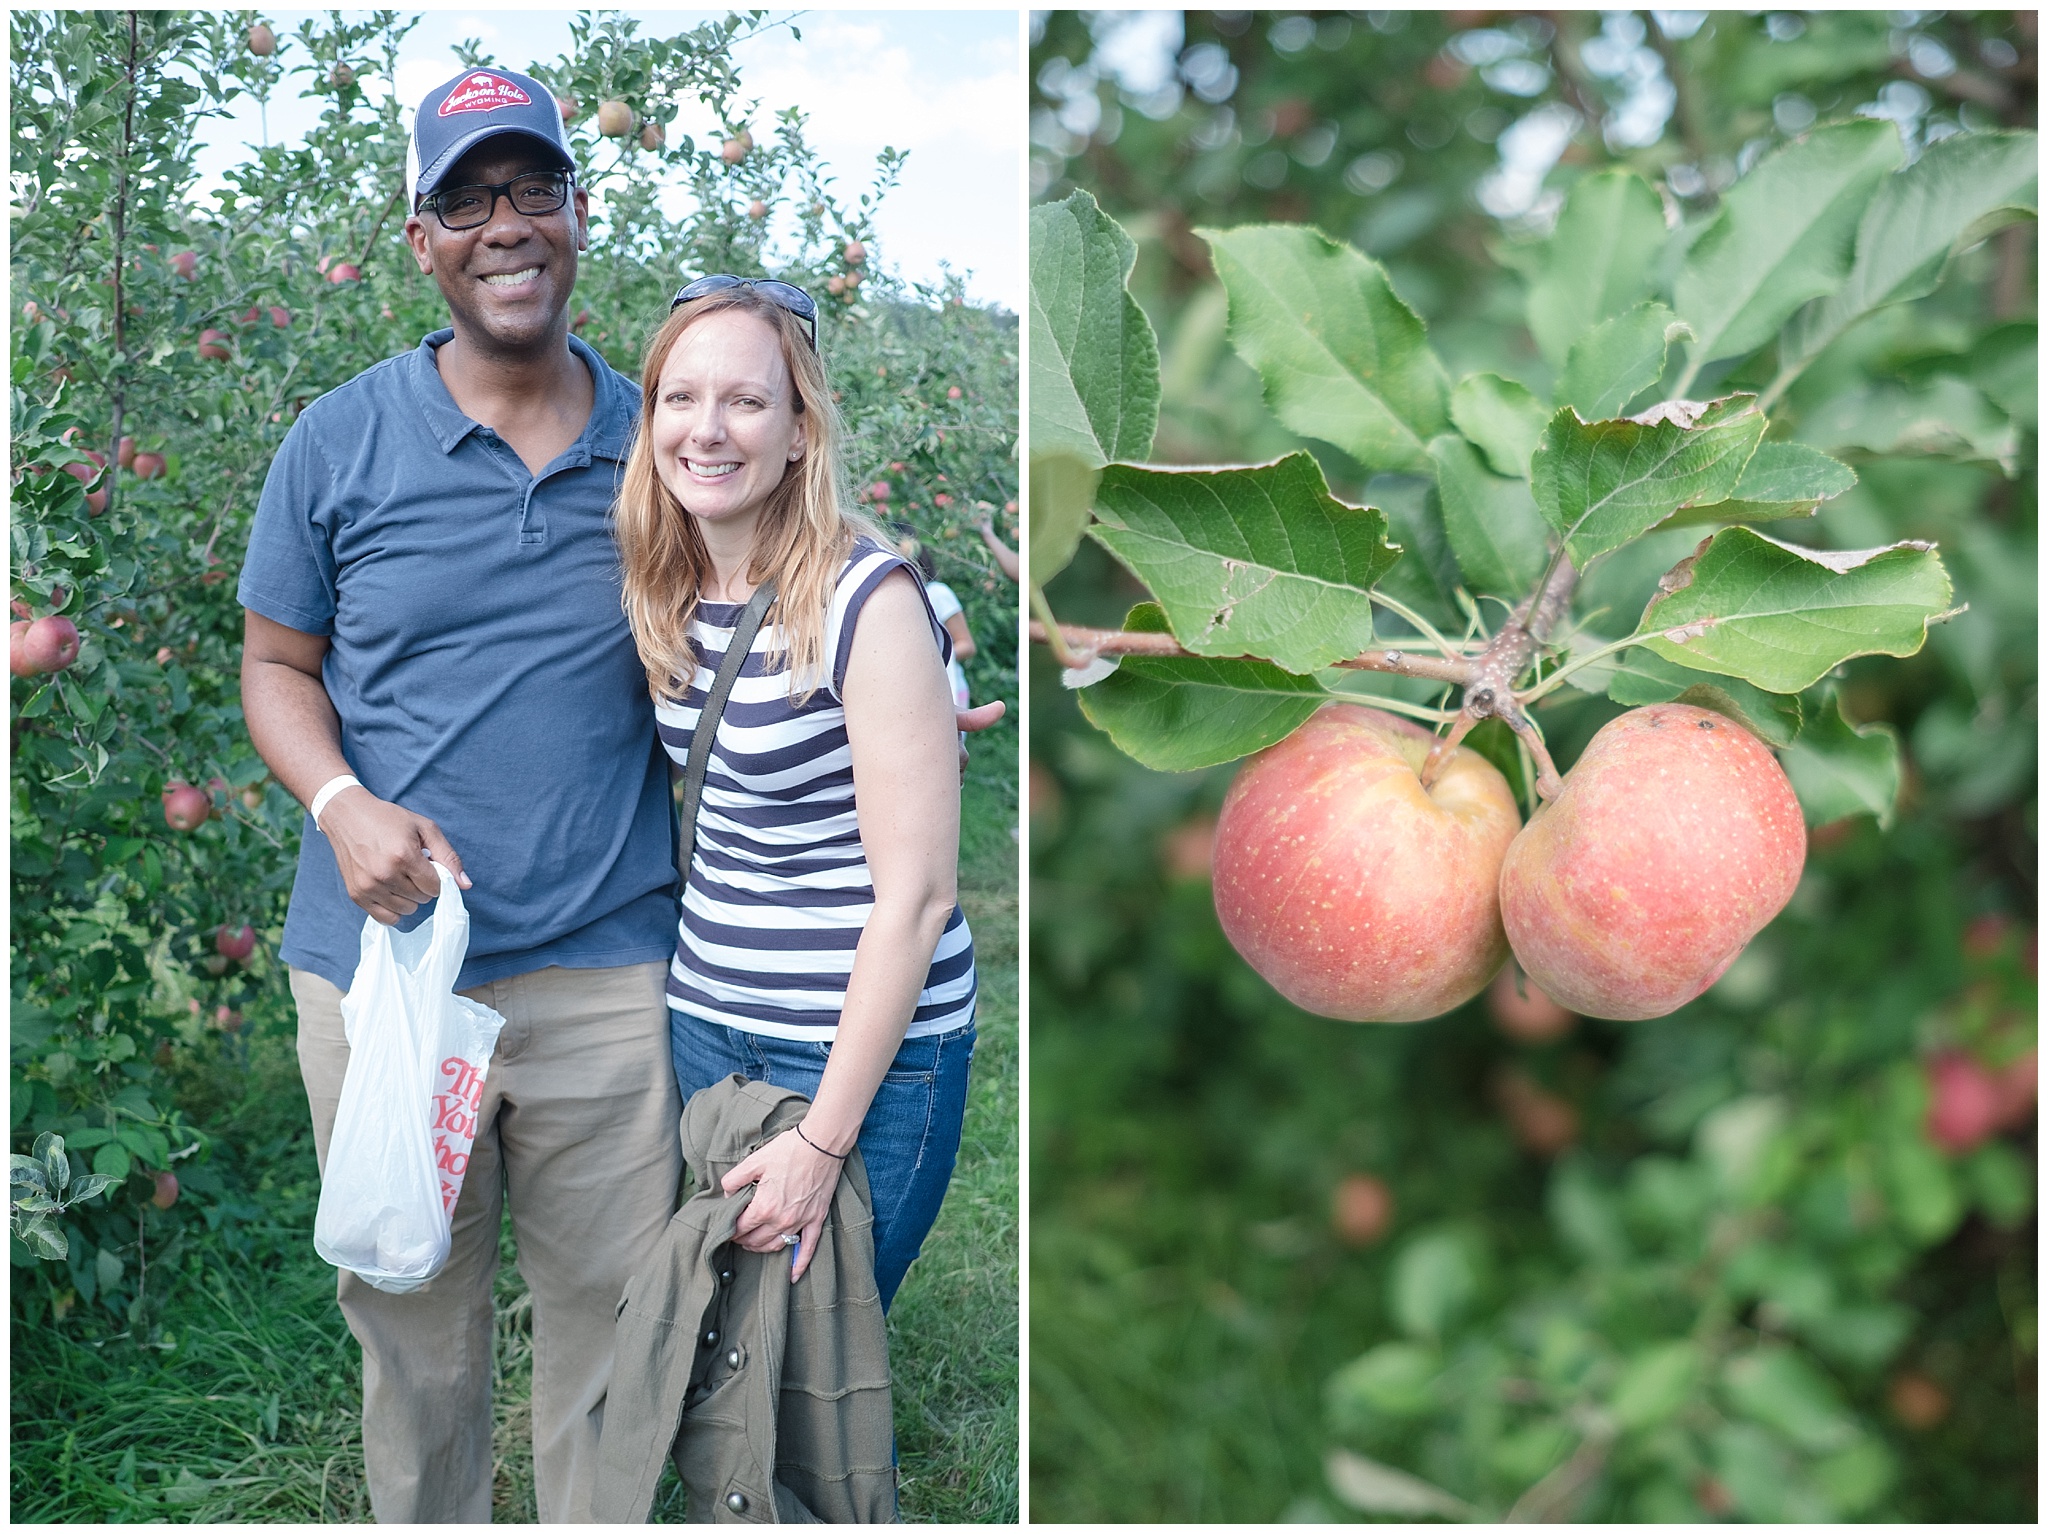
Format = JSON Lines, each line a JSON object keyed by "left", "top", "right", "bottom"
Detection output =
{"left": 10, "top": 731, "right": 1020, "bottom": 1522}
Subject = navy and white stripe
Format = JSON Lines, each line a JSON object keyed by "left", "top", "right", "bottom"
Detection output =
{"left": 655, "top": 538, "right": 977, "bottom": 1040}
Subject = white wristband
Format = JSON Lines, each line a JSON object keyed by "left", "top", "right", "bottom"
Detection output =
{"left": 309, "top": 774, "right": 362, "bottom": 828}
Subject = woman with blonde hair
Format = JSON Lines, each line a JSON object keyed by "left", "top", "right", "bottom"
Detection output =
{"left": 614, "top": 275, "right": 976, "bottom": 1307}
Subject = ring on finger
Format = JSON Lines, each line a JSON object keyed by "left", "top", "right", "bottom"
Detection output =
{"left": 779, "top": 1231, "right": 800, "bottom": 1248}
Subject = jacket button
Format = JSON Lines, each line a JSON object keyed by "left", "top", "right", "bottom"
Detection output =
{"left": 726, "top": 1349, "right": 741, "bottom": 1369}
{"left": 725, "top": 1491, "right": 747, "bottom": 1513}
{"left": 719, "top": 1268, "right": 734, "bottom": 1284}
{"left": 700, "top": 1328, "right": 718, "bottom": 1348}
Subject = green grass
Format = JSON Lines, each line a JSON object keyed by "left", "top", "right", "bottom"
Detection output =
{"left": 11, "top": 731, "right": 1019, "bottom": 1522}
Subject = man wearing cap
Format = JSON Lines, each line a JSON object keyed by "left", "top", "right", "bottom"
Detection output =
{"left": 238, "top": 67, "right": 684, "bottom": 1522}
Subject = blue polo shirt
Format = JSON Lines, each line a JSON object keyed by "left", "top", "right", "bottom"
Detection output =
{"left": 238, "top": 329, "right": 679, "bottom": 993}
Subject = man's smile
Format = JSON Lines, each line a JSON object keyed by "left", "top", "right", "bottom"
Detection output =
{"left": 480, "top": 266, "right": 541, "bottom": 289}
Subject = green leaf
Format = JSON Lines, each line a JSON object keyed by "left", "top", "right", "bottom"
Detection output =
{"left": 18, "top": 1215, "right": 68, "bottom": 1261}
{"left": 1029, "top": 449, "right": 1099, "bottom": 586}
{"left": 1595, "top": 646, "right": 1803, "bottom": 748}
{"left": 1664, "top": 440, "right": 1857, "bottom": 528}
{"left": 1527, "top": 168, "right": 1668, "bottom": 369}
{"left": 1782, "top": 690, "right": 1902, "bottom": 829}
{"left": 1074, "top": 603, "right": 1327, "bottom": 772}
{"left": 1201, "top": 223, "right": 1449, "bottom": 473}
{"left": 1800, "top": 377, "right": 2020, "bottom": 475}
{"left": 1448, "top": 373, "right": 1548, "bottom": 478}
{"left": 1883, "top": 1132, "right": 1961, "bottom": 1244}
{"left": 1675, "top": 120, "right": 1903, "bottom": 371}
{"left": 1783, "top": 130, "right": 2038, "bottom": 369}
{"left": 1530, "top": 396, "right": 1766, "bottom": 565}
{"left": 95, "top": 1245, "right": 124, "bottom": 1297}
{"left": 1088, "top": 453, "right": 1400, "bottom": 674}
{"left": 1326, "top": 1342, "right": 1443, "bottom": 1421}
{"left": 1811, "top": 1439, "right": 1896, "bottom": 1519}
{"left": 1636, "top": 527, "right": 1955, "bottom": 694}
{"left": 1609, "top": 1340, "right": 1701, "bottom": 1431}
{"left": 1556, "top": 302, "right": 1688, "bottom": 421}
{"left": 1967, "top": 321, "right": 2035, "bottom": 428}
{"left": 1428, "top": 435, "right": 1548, "bottom": 600}
{"left": 1028, "top": 188, "right": 1160, "bottom": 467}
{"left": 1389, "top": 1229, "right": 1478, "bottom": 1340}
{"left": 92, "top": 1142, "right": 132, "bottom": 1183}
{"left": 1721, "top": 1348, "right": 1857, "bottom": 1454}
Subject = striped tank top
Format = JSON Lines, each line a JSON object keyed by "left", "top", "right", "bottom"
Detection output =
{"left": 654, "top": 538, "right": 978, "bottom": 1040}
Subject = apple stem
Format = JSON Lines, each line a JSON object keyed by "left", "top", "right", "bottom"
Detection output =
{"left": 1419, "top": 558, "right": 1578, "bottom": 797}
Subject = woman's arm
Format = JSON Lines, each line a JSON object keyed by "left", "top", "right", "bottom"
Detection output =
{"left": 976, "top": 519, "right": 1019, "bottom": 582}
{"left": 722, "top": 569, "right": 961, "bottom": 1279}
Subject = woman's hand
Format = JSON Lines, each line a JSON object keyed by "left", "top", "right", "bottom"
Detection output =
{"left": 721, "top": 1127, "right": 844, "bottom": 1282}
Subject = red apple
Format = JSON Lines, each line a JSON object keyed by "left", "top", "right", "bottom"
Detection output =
{"left": 240, "top": 783, "right": 266, "bottom": 811}
{"left": 198, "top": 328, "right": 231, "bottom": 360}
{"left": 269, "top": 305, "right": 291, "bottom": 328}
{"left": 1160, "top": 813, "right": 1218, "bottom": 882}
{"left": 170, "top": 250, "right": 198, "bottom": 280}
{"left": 747, "top": 199, "right": 768, "bottom": 220}
{"left": 11, "top": 621, "right": 37, "bottom": 677}
{"left": 326, "top": 262, "right": 360, "bottom": 284}
{"left": 330, "top": 63, "right": 354, "bottom": 89}
{"left": 719, "top": 135, "right": 749, "bottom": 164}
{"left": 843, "top": 239, "right": 866, "bottom": 266}
{"left": 216, "top": 1006, "right": 243, "bottom": 1033}
{"left": 1494, "top": 1068, "right": 1580, "bottom": 1155}
{"left": 1331, "top": 1173, "right": 1395, "bottom": 1246}
{"left": 131, "top": 451, "right": 166, "bottom": 480}
{"left": 117, "top": 436, "right": 137, "bottom": 469}
{"left": 1992, "top": 1046, "right": 2036, "bottom": 1129}
{"left": 1212, "top": 705, "right": 1522, "bottom": 1022}
{"left": 1500, "top": 705, "right": 1806, "bottom": 1021}
{"left": 21, "top": 616, "right": 80, "bottom": 674}
{"left": 597, "top": 99, "right": 634, "bottom": 137}
{"left": 868, "top": 479, "right": 889, "bottom": 500}
{"left": 150, "top": 1171, "right": 180, "bottom": 1209}
{"left": 162, "top": 781, "right": 210, "bottom": 832}
{"left": 571, "top": 309, "right": 591, "bottom": 330}
{"left": 1887, "top": 1370, "right": 1951, "bottom": 1430}
{"left": 238, "top": 304, "right": 262, "bottom": 326}
{"left": 1925, "top": 1051, "right": 2003, "bottom": 1153}
{"left": 935, "top": 492, "right": 953, "bottom": 507}
{"left": 639, "top": 122, "right": 665, "bottom": 151}
{"left": 556, "top": 95, "right": 579, "bottom": 123}
{"left": 1489, "top": 964, "right": 1577, "bottom": 1044}
{"left": 215, "top": 923, "right": 257, "bottom": 961}
{"left": 247, "top": 22, "right": 275, "bottom": 55}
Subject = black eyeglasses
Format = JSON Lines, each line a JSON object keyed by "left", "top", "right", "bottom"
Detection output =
{"left": 420, "top": 171, "right": 573, "bottom": 231}
{"left": 670, "top": 275, "right": 817, "bottom": 348}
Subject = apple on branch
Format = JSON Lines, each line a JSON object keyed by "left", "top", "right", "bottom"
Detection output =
{"left": 1212, "top": 705, "right": 1521, "bottom": 1023}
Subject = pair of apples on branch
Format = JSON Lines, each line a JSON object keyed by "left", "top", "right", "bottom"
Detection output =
{"left": 1031, "top": 119, "right": 2034, "bottom": 1026}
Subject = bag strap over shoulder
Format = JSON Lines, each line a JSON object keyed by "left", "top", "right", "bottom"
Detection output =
{"left": 677, "top": 578, "right": 777, "bottom": 881}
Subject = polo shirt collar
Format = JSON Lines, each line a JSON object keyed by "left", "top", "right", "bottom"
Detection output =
{"left": 406, "top": 328, "right": 636, "bottom": 464}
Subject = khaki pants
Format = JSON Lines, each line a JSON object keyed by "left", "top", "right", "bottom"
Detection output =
{"left": 292, "top": 961, "right": 682, "bottom": 1523}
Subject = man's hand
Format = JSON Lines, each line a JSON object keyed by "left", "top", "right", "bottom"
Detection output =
{"left": 957, "top": 700, "right": 1006, "bottom": 734}
{"left": 318, "top": 788, "right": 470, "bottom": 925}
{"left": 953, "top": 700, "right": 1007, "bottom": 781}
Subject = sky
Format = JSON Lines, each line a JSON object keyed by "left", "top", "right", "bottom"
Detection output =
{"left": 189, "top": 9, "right": 1024, "bottom": 311}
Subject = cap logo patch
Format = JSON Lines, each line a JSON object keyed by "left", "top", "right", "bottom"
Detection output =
{"left": 439, "top": 72, "right": 532, "bottom": 116}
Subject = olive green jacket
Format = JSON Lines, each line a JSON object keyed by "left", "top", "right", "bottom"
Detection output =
{"left": 593, "top": 1075, "right": 897, "bottom": 1523}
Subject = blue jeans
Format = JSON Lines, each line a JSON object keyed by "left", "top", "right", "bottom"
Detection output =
{"left": 669, "top": 1012, "right": 975, "bottom": 1311}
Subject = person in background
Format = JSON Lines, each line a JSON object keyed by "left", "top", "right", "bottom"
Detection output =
{"left": 892, "top": 522, "right": 974, "bottom": 712}
{"left": 976, "top": 511, "right": 1019, "bottom": 583}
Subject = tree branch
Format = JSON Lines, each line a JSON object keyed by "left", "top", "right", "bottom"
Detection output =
{"left": 1028, "top": 619, "right": 1477, "bottom": 685}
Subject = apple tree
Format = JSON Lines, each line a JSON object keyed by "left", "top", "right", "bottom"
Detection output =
{"left": 1028, "top": 9, "right": 2033, "bottom": 1521}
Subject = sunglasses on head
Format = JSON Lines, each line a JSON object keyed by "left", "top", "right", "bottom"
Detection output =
{"left": 670, "top": 275, "right": 818, "bottom": 348}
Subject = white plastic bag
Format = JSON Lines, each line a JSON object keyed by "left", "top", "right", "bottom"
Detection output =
{"left": 314, "top": 861, "right": 505, "bottom": 1293}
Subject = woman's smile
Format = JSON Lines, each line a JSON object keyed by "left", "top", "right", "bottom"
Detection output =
{"left": 650, "top": 309, "right": 805, "bottom": 532}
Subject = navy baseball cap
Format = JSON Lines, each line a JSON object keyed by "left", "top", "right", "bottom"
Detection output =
{"left": 409, "top": 66, "right": 574, "bottom": 201}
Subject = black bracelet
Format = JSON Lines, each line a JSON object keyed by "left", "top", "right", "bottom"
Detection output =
{"left": 794, "top": 1122, "right": 848, "bottom": 1161}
